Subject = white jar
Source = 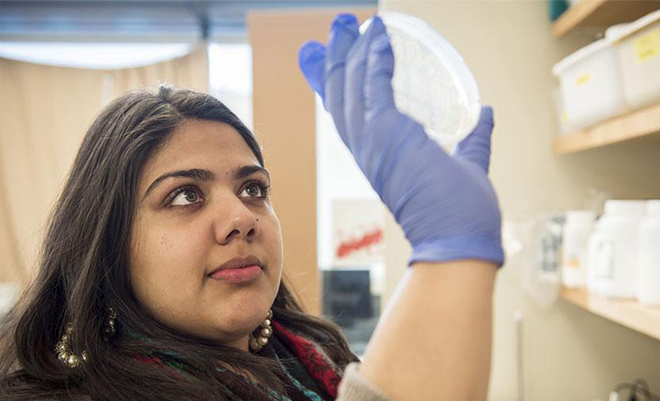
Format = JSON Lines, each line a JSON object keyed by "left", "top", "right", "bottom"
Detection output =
{"left": 588, "top": 200, "right": 646, "bottom": 298}
{"left": 638, "top": 200, "right": 660, "bottom": 306}
{"left": 552, "top": 36, "right": 626, "bottom": 130}
{"left": 587, "top": 227, "right": 604, "bottom": 294}
{"left": 608, "top": 10, "right": 660, "bottom": 110}
{"left": 562, "top": 211, "right": 596, "bottom": 288}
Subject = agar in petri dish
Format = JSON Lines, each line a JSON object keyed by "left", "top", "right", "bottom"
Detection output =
{"left": 361, "top": 12, "right": 482, "bottom": 148}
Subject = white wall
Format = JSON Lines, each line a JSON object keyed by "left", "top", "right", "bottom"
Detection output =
{"left": 380, "top": 1, "right": 660, "bottom": 400}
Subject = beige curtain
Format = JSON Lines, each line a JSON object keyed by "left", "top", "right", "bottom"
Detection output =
{"left": 0, "top": 45, "right": 209, "bottom": 285}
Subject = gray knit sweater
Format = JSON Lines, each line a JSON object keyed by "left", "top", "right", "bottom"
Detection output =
{"left": 336, "top": 362, "right": 395, "bottom": 401}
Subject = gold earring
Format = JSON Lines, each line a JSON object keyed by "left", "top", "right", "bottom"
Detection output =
{"left": 249, "top": 309, "right": 273, "bottom": 353}
{"left": 55, "top": 307, "right": 117, "bottom": 368}
{"left": 55, "top": 323, "right": 87, "bottom": 368}
{"left": 103, "top": 307, "right": 117, "bottom": 339}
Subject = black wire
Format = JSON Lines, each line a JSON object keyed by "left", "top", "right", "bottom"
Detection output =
{"left": 635, "top": 379, "right": 651, "bottom": 395}
{"left": 612, "top": 380, "right": 659, "bottom": 401}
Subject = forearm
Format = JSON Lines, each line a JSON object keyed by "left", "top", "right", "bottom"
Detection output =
{"left": 359, "top": 260, "right": 497, "bottom": 401}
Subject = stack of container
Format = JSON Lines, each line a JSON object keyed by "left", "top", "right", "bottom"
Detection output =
{"left": 552, "top": 10, "right": 660, "bottom": 132}
{"left": 561, "top": 200, "right": 660, "bottom": 306}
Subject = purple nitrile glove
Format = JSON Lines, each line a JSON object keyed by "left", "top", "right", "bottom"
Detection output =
{"left": 299, "top": 13, "right": 504, "bottom": 267}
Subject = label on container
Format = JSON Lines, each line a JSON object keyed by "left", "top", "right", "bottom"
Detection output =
{"left": 575, "top": 73, "right": 591, "bottom": 87}
{"left": 634, "top": 28, "right": 659, "bottom": 64}
{"left": 565, "top": 255, "right": 581, "bottom": 269}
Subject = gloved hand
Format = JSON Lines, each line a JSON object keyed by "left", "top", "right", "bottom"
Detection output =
{"left": 298, "top": 13, "right": 504, "bottom": 267}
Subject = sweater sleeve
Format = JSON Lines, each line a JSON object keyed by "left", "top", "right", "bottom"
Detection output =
{"left": 336, "top": 362, "right": 396, "bottom": 401}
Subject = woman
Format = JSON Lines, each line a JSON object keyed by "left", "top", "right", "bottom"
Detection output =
{"left": 0, "top": 14, "right": 503, "bottom": 401}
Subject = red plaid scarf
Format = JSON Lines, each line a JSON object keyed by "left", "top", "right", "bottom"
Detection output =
{"left": 132, "top": 320, "right": 345, "bottom": 400}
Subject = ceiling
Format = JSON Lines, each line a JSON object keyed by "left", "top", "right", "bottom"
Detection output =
{"left": 0, "top": 0, "right": 377, "bottom": 42}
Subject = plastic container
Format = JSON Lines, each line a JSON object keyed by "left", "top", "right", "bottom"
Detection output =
{"left": 608, "top": 10, "right": 660, "bottom": 111}
{"left": 638, "top": 200, "right": 660, "bottom": 306}
{"left": 360, "top": 12, "right": 481, "bottom": 148}
{"left": 587, "top": 228, "right": 603, "bottom": 294}
{"left": 562, "top": 211, "right": 596, "bottom": 288}
{"left": 552, "top": 36, "right": 626, "bottom": 130}
{"left": 553, "top": 88, "right": 576, "bottom": 135}
{"left": 587, "top": 200, "right": 646, "bottom": 298}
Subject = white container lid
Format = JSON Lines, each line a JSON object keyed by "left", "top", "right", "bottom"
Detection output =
{"left": 604, "top": 23, "right": 630, "bottom": 41}
{"left": 606, "top": 9, "right": 660, "bottom": 43}
{"left": 566, "top": 210, "right": 596, "bottom": 225}
{"left": 604, "top": 200, "right": 647, "bottom": 216}
{"left": 552, "top": 36, "right": 614, "bottom": 76}
{"left": 647, "top": 200, "right": 660, "bottom": 216}
{"left": 361, "top": 11, "right": 481, "bottom": 147}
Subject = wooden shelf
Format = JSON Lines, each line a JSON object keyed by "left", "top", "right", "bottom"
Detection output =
{"left": 553, "top": 102, "right": 660, "bottom": 154}
{"left": 560, "top": 287, "right": 660, "bottom": 341}
{"left": 553, "top": 0, "right": 660, "bottom": 38}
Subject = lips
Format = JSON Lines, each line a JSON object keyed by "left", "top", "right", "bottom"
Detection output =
{"left": 208, "top": 255, "right": 263, "bottom": 277}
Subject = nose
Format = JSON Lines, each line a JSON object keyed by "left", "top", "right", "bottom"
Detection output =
{"left": 214, "top": 197, "right": 260, "bottom": 245}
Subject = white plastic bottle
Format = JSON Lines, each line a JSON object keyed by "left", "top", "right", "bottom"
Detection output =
{"left": 562, "top": 211, "right": 596, "bottom": 288}
{"left": 589, "top": 200, "right": 646, "bottom": 298}
{"left": 638, "top": 200, "right": 660, "bottom": 306}
{"left": 587, "top": 227, "right": 604, "bottom": 294}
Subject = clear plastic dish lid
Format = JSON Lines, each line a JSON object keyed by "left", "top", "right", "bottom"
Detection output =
{"left": 361, "top": 12, "right": 481, "bottom": 147}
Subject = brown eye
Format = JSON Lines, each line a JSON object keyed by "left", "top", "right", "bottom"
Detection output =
{"left": 245, "top": 183, "right": 261, "bottom": 197}
{"left": 240, "top": 181, "right": 270, "bottom": 199}
{"left": 169, "top": 188, "right": 203, "bottom": 207}
{"left": 184, "top": 190, "right": 198, "bottom": 202}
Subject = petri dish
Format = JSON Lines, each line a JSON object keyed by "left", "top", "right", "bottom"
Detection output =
{"left": 360, "top": 12, "right": 481, "bottom": 147}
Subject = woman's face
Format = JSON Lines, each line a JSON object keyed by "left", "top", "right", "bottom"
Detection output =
{"left": 129, "top": 119, "right": 283, "bottom": 352}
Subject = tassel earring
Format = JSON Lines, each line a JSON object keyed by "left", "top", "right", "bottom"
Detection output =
{"left": 55, "top": 307, "right": 117, "bottom": 368}
{"left": 249, "top": 309, "right": 273, "bottom": 353}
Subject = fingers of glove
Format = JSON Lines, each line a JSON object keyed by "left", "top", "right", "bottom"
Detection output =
{"left": 298, "top": 41, "right": 327, "bottom": 103}
{"left": 345, "top": 15, "right": 387, "bottom": 150}
{"left": 325, "top": 13, "right": 359, "bottom": 143}
{"left": 454, "top": 106, "right": 495, "bottom": 173}
{"left": 365, "top": 33, "right": 396, "bottom": 122}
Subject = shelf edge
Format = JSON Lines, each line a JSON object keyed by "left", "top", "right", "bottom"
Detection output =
{"left": 560, "top": 287, "right": 660, "bottom": 342}
{"left": 552, "top": 0, "right": 606, "bottom": 38}
{"left": 553, "top": 102, "right": 660, "bottom": 154}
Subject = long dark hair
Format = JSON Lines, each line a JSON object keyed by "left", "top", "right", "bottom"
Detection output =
{"left": 0, "top": 86, "right": 358, "bottom": 400}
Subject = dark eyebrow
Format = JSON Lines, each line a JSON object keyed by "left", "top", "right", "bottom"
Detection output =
{"left": 234, "top": 165, "right": 270, "bottom": 182}
{"left": 142, "top": 165, "right": 269, "bottom": 201}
